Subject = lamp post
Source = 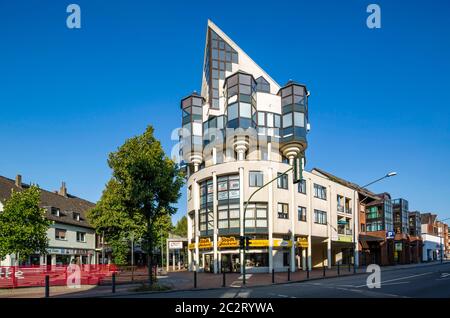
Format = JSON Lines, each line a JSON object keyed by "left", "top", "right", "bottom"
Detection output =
{"left": 242, "top": 166, "right": 294, "bottom": 285}
{"left": 354, "top": 171, "right": 398, "bottom": 269}
{"left": 438, "top": 217, "right": 450, "bottom": 263}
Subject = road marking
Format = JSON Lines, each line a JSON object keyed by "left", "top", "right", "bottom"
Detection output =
{"left": 353, "top": 272, "right": 432, "bottom": 288}
{"left": 440, "top": 273, "right": 450, "bottom": 278}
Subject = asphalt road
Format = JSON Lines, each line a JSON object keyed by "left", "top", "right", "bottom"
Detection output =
{"left": 121, "top": 262, "right": 450, "bottom": 298}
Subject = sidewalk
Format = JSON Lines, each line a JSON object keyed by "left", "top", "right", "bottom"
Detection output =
{"left": 0, "top": 260, "right": 447, "bottom": 298}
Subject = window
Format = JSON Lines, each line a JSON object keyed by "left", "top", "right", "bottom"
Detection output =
{"left": 337, "top": 195, "right": 344, "bottom": 212}
{"left": 367, "top": 221, "right": 383, "bottom": 232}
{"left": 244, "top": 202, "right": 268, "bottom": 231}
{"left": 51, "top": 207, "right": 60, "bottom": 217}
{"left": 249, "top": 171, "right": 263, "bottom": 187}
{"left": 277, "top": 173, "right": 288, "bottom": 190}
{"left": 294, "top": 112, "right": 305, "bottom": 127}
{"left": 314, "top": 210, "right": 327, "bottom": 225}
{"left": 314, "top": 184, "right": 327, "bottom": 200}
{"left": 199, "top": 179, "right": 214, "bottom": 236}
{"left": 76, "top": 231, "right": 86, "bottom": 242}
{"left": 73, "top": 212, "right": 80, "bottom": 221}
{"left": 255, "top": 76, "right": 270, "bottom": 93}
{"left": 298, "top": 206, "right": 307, "bottom": 222}
{"left": 55, "top": 228, "right": 66, "bottom": 240}
{"left": 217, "top": 175, "right": 240, "bottom": 234}
{"left": 246, "top": 253, "right": 269, "bottom": 267}
{"left": 297, "top": 179, "right": 306, "bottom": 194}
{"left": 361, "top": 224, "right": 366, "bottom": 232}
{"left": 278, "top": 203, "right": 289, "bottom": 219}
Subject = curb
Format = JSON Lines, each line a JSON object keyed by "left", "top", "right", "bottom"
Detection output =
{"left": 63, "top": 261, "right": 450, "bottom": 298}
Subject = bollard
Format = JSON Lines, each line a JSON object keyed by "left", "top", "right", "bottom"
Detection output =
{"left": 353, "top": 263, "right": 357, "bottom": 274}
{"left": 287, "top": 268, "right": 291, "bottom": 281}
{"left": 194, "top": 271, "right": 197, "bottom": 288}
{"left": 272, "top": 269, "right": 275, "bottom": 284}
{"left": 337, "top": 263, "right": 340, "bottom": 276}
{"left": 222, "top": 270, "right": 226, "bottom": 288}
{"left": 45, "top": 275, "right": 50, "bottom": 298}
{"left": 323, "top": 265, "right": 326, "bottom": 277}
{"left": 306, "top": 267, "right": 310, "bottom": 279}
{"left": 112, "top": 272, "right": 116, "bottom": 293}
{"left": 348, "top": 260, "right": 351, "bottom": 272}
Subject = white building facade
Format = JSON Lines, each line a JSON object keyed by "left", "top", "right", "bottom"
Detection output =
{"left": 180, "top": 21, "right": 359, "bottom": 274}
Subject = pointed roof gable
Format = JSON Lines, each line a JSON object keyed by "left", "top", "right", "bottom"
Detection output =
{"left": 201, "top": 20, "right": 280, "bottom": 100}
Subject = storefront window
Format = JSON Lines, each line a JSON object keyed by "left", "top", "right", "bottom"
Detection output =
{"left": 246, "top": 253, "right": 269, "bottom": 267}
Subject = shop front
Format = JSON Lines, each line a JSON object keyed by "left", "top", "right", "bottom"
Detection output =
{"left": 46, "top": 247, "right": 96, "bottom": 266}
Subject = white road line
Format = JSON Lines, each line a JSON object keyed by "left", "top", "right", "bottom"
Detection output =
{"left": 353, "top": 272, "right": 432, "bottom": 288}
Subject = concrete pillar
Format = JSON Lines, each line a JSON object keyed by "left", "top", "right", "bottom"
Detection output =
{"left": 327, "top": 184, "right": 332, "bottom": 269}
{"left": 327, "top": 239, "right": 332, "bottom": 268}
{"left": 353, "top": 190, "right": 359, "bottom": 267}
{"left": 301, "top": 248, "right": 307, "bottom": 270}
{"left": 288, "top": 156, "right": 296, "bottom": 273}
{"left": 268, "top": 167, "right": 274, "bottom": 272}
{"left": 193, "top": 179, "right": 200, "bottom": 271}
{"left": 172, "top": 251, "right": 175, "bottom": 271}
{"left": 239, "top": 166, "right": 244, "bottom": 274}
{"left": 307, "top": 177, "right": 313, "bottom": 270}
{"left": 212, "top": 171, "right": 218, "bottom": 274}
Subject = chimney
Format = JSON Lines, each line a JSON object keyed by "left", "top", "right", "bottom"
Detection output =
{"left": 59, "top": 182, "right": 67, "bottom": 197}
{"left": 15, "top": 174, "right": 22, "bottom": 188}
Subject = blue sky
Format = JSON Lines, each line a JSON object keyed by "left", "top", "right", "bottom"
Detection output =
{"left": 1, "top": 0, "right": 449, "bottom": 223}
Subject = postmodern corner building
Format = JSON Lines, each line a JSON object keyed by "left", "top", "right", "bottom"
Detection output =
{"left": 180, "top": 20, "right": 360, "bottom": 274}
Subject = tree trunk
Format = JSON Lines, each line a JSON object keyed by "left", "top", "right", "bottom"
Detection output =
{"left": 147, "top": 218, "right": 153, "bottom": 285}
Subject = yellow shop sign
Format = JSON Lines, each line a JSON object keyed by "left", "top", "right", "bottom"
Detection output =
{"left": 273, "top": 239, "right": 292, "bottom": 247}
{"left": 249, "top": 239, "right": 269, "bottom": 247}
{"left": 218, "top": 237, "right": 239, "bottom": 248}
{"left": 188, "top": 243, "right": 196, "bottom": 250}
{"left": 337, "top": 235, "right": 353, "bottom": 243}
{"left": 198, "top": 238, "right": 213, "bottom": 249}
{"left": 297, "top": 237, "right": 308, "bottom": 248}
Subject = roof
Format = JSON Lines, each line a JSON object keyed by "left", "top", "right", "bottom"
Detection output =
{"left": 311, "top": 168, "right": 380, "bottom": 200}
{"left": 0, "top": 175, "right": 95, "bottom": 229}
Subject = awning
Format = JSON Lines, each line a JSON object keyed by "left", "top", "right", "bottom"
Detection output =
{"left": 359, "top": 234, "right": 384, "bottom": 249}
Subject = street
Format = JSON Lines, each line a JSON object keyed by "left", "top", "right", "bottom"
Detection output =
{"left": 119, "top": 262, "right": 450, "bottom": 298}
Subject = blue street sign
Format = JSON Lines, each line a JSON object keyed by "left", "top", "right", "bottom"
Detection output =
{"left": 386, "top": 231, "right": 395, "bottom": 239}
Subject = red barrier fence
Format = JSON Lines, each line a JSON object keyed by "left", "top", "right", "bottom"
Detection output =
{"left": 0, "top": 265, "right": 117, "bottom": 289}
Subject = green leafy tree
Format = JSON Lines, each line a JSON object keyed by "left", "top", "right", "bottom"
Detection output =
{"left": 87, "top": 179, "right": 146, "bottom": 265}
{"left": 172, "top": 216, "right": 187, "bottom": 237}
{"left": 88, "top": 126, "right": 184, "bottom": 283}
{"left": 0, "top": 186, "right": 50, "bottom": 264}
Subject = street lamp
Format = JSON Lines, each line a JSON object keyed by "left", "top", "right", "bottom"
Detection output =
{"left": 361, "top": 171, "right": 397, "bottom": 188}
{"left": 242, "top": 166, "right": 294, "bottom": 285}
{"left": 438, "top": 217, "right": 450, "bottom": 263}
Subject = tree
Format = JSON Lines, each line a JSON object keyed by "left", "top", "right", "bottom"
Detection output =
{"left": 87, "top": 179, "right": 146, "bottom": 265}
{"left": 88, "top": 126, "right": 184, "bottom": 284}
{"left": 172, "top": 216, "right": 187, "bottom": 237}
{"left": 0, "top": 186, "right": 50, "bottom": 264}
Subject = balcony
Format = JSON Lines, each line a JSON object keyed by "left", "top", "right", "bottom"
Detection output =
{"left": 345, "top": 207, "right": 352, "bottom": 214}
{"left": 337, "top": 205, "right": 344, "bottom": 213}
